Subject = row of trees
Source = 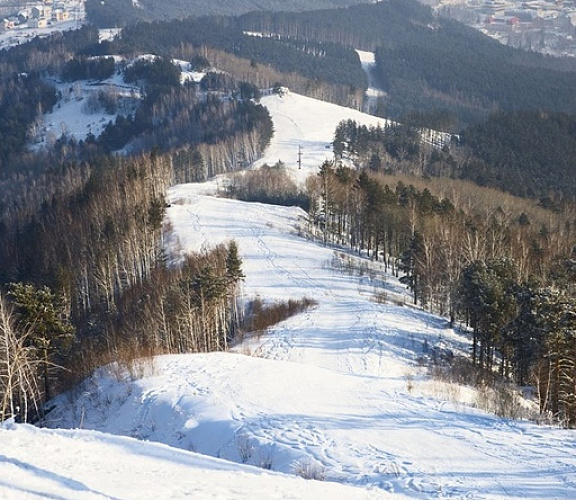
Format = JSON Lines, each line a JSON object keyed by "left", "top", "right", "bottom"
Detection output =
{"left": 0, "top": 149, "right": 248, "bottom": 422}
{"left": 194, "top": 45, "right": 364, "bottom": 110}
{"left": 306, "top": 160, "right": 576, "bottom": 425}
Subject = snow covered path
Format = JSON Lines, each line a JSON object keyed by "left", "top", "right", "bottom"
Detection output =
{"left": 357, "top": 50, "right": 387, "bottom": 115}
{"left": 41, "top": 186, "right": 576, "bottom": 499}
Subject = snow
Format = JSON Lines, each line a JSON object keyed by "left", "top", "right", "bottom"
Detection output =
{"left": 0, "top": 0, "right": 85, "bottom": 50}
{"left": 174, "top": 59, "right": 206, "bottom": 84}
{"left": 3, "top": 61, "right": 576, "bottom": 500}
{"left": 28, "top": 54, "right": 209, "bottom": 150}
{"left": 28, "top": 70, "right": 142, "bottom": 150}
{"left": 356, "top": 50, "right": 386, "bottom": 114}
{"left": 39, "top": 184, "right": 576, "bottom": 499}
{"left": 1, "top": 423, "right": 393, "bottom": 499}
{"left": 252, "top": 91, "right": 390, "bottom": 185}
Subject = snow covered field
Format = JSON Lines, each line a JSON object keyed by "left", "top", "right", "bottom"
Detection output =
{"left": 2, "top": 80, "right": 576, "bottom": 498}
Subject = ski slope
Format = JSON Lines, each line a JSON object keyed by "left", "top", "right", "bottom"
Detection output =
{"left": 41, "top": 186, "right": 576, "bottom": 499}
{"left": 251, "top": 90, "right": 390, "bottom": 185}
{"left": 0, "top": 420, "right": 391, "bottom": 500}
{"left": 3, "top": 89, "right": 576, "bottom": 499}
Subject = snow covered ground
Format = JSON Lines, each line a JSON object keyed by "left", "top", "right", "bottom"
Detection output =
{"left": 36, "top": 182, "right": 576, "bottom": 500}
{"left": 251, "top": 90, "right": 390, "bottom": 185}
{"left": 0, "top": 0, "right": 85, "bottom": 50}
{"left": 2, "top": 67, "right": 576, "bottom": 499}
{"left": 357, "top": 50, "right": 387, "bottom": 115}
{"left": 1, "top": 420, "right": 393, "bottom": 500}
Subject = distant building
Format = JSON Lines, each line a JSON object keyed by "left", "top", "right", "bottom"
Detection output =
{"left": 29, "top": 17, "right": 48, "bottom": 28}
{"left": 31, "top": 6, "right": 53, "bottom": 19}
{"left": 3, "top": 17, "right": 18, "bottom": 29}
{"left": 52, "top": 9, "right": 69, "bottom": 22}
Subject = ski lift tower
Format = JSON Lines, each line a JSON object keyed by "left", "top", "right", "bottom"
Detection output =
{"left": 297, "top": 145, "right": 302, "bottom": 169}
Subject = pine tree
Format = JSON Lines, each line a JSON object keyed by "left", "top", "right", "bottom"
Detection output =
{"left": 8, "top": 283, "right": 74, "bottom": 401}
{"left": 226, "top": 240, "right": 245, "bottom": 344}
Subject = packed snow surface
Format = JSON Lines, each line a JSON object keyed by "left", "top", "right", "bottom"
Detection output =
{"left": 252, "top": 91, "right": 390, "bottom": 184}
{"left": 40, "top": 186, "right": 576, "bottom": 499}
{"left": 1, "top": 421, "right": 392, "bottom": 499}
{"left": 3, "top": 82, "right": 576, "bottom": 499}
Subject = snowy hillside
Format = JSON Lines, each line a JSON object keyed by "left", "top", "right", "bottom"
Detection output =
{"left": 251, "top": 90, "right": 390, "bottom": 185}
{"left": 0, "top": 421, "right": 394, "bottom": 500}
{"left": 40, "top": 185, "right": 576, "bottom": 499}
{"left": 3, "top": 82, "right": 576, "bottom": 500}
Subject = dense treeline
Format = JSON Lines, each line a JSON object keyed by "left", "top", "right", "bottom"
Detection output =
{"left": 240, "top": 0, "right": 576, "bottom": 129}
{"left": 96, "top": 55, "right": 266, "bottom": 153}
{"left": 85, "top": 0, "right": 366, "bottom": 28}
{"left": 336, "top": 115, "right": 576, "bottom": 203}
{"left": 0, "top": 26, "right": 100, "bottom": 74}
{"left": 374, "top": 27, "right": 576, "bottom": 129}
{"left": 459, "top": 111, "right": 576, "bottom": 200}
{"left": 95, "top": 17, "right": 366, "bottom": 93}
{"left": 61, "top": 56, "right": 116, "bottom": 82}
{"left": 306, "top": 162, "right": 576, "bottom": 425}
{"left": 0, "top": 45, "right": 274, "bottom": 175}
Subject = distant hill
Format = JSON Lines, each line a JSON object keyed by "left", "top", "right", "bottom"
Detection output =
{"left": 239, "top": 1, "right": 576, "bottom": 130}
{"left": 85, "top": 0, "right": 368, "bottom": 28}
{"left": 458, "top": 111, "right": 576, "bottom": 200}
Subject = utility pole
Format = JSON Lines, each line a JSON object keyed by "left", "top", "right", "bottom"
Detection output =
{"left": 297, "top": 145, "right": 302, "bottom": 169}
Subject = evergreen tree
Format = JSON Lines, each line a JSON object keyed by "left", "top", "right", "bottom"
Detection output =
{"left": 8, "top": 283, "right": 74, "bottom": 401}
{"left": 399, "top": 231, "right": 424, "bottom": 305}
{"left": 225, "top": 240, "right": 245, "bottom": 343}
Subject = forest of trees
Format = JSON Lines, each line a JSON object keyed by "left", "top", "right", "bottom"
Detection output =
{"left": 333, "top": 116, "right": 576, "bottom": 204}
{"left": 0, "top": 151, "right": 248, "bottom": 423}
{"left": 299, "top": 159, "right": 576, "bottom": 426}
{"left": 459, "top": 111, "right": 576, "bottom": 200}
{"left": 93, "top": 16, "right": 367, "bottom": 96}
{"left": 84, "top": 0, "right": 366, "bottom": 28}
{"left": 239, "top": 0, "right": 576, "bottom": 129}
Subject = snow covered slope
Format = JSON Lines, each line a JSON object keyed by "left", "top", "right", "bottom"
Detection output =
{"left": 0, "top": 421, "right": 395, "bottom": 500}
{"left": 5, "top": 85, "right": 576, "bottom": 500}
{"left": 42, "top": 188, "right": 576, "bottom": 499}
{"left": 252, "top": 91, "right": 390, "bottom": 185}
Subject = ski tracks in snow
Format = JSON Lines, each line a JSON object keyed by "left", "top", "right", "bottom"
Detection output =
{"left": 162, "top": 190, "right": 576, "bottom": 499}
